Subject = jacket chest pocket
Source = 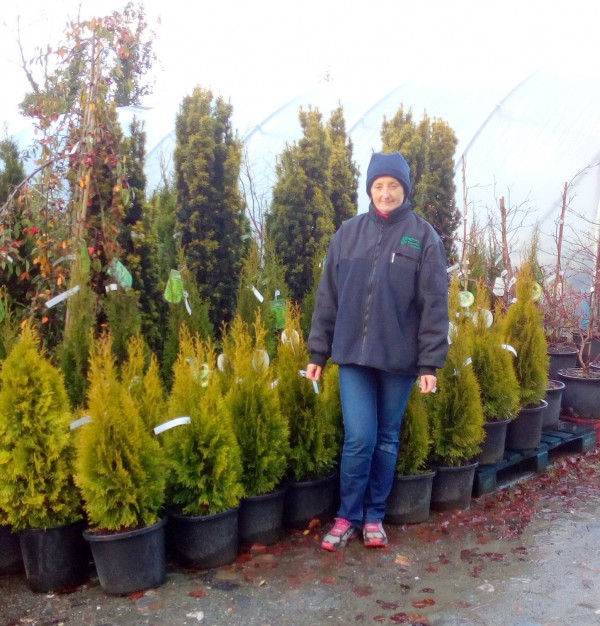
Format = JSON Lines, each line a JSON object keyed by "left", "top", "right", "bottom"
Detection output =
{"left": 388, "top": 251, "right": 420, "bottom": 304}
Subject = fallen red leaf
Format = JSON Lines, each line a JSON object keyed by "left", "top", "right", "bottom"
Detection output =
{"left": 188, "top": 588, "right": 207, "bottom": 598}
{"left": 412, "top": 598, "right": 435, "bottom": 608}
{"left": 376, "top": 599, "right": 399, "bottom": 610}
{"left": 353, "top": 587, "right": 373, "bottom": 597}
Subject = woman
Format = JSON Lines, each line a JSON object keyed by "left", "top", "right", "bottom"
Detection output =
{"left": 306, "top": 151, "right": 449, "bottom": 550}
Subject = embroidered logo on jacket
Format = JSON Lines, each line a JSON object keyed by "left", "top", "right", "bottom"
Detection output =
{"left": 400, "top": 236, "right": 421, "bottom": 250}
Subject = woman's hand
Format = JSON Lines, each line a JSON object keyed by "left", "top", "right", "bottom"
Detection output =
{"left": 305, "top": 363, "right": 323, "bottom": 381}
{"left": 419, "top": 374, "right": 437, "bottom": 394}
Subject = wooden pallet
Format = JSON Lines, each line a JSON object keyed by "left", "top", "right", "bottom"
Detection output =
{"left": 472, "top": 421, "right": 597, "bottom": 497}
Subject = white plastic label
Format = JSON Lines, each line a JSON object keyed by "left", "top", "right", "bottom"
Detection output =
{"left": 70, "top": 415, "right": 92, "bottom": 430}
{"left": 46, "top": 285, "right": 80, "bottom": 308}
{"left": 501, "top": 344, "right": 517, "bottom": 357}
{"left": 154, "top": 416, "right": 191, "bottom": 435}
{"left": 251, "top": 286, "right": 264, "bottom": 302}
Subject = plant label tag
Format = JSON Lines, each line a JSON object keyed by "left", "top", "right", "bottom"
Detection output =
{"left": 183, "top": 291, "right": 192, "bottom": 316}
{"left": 70, "top": 415, "right": 92, "bottom": 430}
{"left": 252, "top": 286, "right": 264, "bottom": 302}
{"left": 154, "top": 416, "right": 191, "bottom": 435}
{"left": 501, "top": 344, "right": 517, "bottom": 357}
{"left": 46, "top": 285, "right": 80, "bottom": 308}
{"left": 105, "top": 283, "right": 118, "bottom": 292}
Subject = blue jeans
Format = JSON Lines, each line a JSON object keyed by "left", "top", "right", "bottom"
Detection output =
{"left": 337, "top": 365, "right": 415, "bottom": 527}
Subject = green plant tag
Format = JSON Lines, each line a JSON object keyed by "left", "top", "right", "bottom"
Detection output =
{"left": 108, "top": 260, "right": 133, "bottom": 290}
{"left": 459, "top": 291, "right": 475, "bottom": 308}
{"left": 269, "top": 298, "right": 286, "bottom": 330}
{"left": 164, "top": 269, "right": 184, "bottom": 303}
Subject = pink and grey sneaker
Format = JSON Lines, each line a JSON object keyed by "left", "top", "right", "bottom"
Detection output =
{"left": 363, "top": 521, "right": 388, "bottom": 548}
{"left": 321, "top": 517, "right": 357, "bottom": 551}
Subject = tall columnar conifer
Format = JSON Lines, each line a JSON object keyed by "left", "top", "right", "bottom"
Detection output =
{"left": 381, "top": 106, "right": 460, "bottom": 261}
{"left": 396, "top": 385, "right": 431, "bottom": 476}
{"left": 174, "top": 87, "right": 248, "bottom": 331}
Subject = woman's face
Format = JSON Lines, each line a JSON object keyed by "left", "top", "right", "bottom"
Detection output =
{"left": 370, "top": 176, "right": 405, "bottom": 214}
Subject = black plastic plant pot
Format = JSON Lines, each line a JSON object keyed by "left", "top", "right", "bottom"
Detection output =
{"left": 238, "top": 487, "right": 286, "bottom": 546}
{"left": 474, "top": 419, "right": 510, "bottom": 465}
{"left": 283, "top": 470, "right": 338, "bottom": 529}
{"left": 167, "top": 507, "right": 239, "bottom": 569}
{"left": 506, "top": 400, "right": 548, "bottom": 450}
{"left": 385, "top": 470, "right": 435, "bottom": 524}
{"left": 543, "top": 380, "right": 565, "bottom": 430}
{"left": 557, "top": 368, "right": 600, "bottom": 419}
{"left": 0, "top": 525, "right": 23, "bottom": 575}
{"left": 19, "top": 520, "right": 89, "bottom": 593}
{"left": 430, "top": 462, "right": 478, "bottom": 512}
{"left": 84, "top": 517, "right": 166, "bottom": 596}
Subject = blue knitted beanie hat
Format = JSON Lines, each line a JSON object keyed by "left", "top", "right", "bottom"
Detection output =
{"left": 366, "top": 151, "right": 412, "bottom": 198}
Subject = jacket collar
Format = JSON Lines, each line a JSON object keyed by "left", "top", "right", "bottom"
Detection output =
{"left": 368, "top": 200, "right": 413, "bottom": 226}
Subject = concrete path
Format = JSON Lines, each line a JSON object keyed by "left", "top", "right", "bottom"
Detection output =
{"left": 1, "top": 447, "right": 599, "bottom": 626}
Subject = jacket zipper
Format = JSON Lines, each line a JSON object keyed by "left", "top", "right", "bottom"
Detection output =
{"left": 360, "top": 223, "right": 384, "bottom": 361}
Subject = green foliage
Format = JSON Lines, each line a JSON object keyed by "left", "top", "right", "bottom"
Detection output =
{"left": 267, "top": 107, "right": 338, "bottom": 303}
{"left": 0, "top": 292, "right": 20, "bottom": 361}
{"left": 75, "top": 334, "right": 165, "bottom": 532}
{"left": 327, "top": 106, "right": 359, "bottom": 230}
{"left": 503, "top": 262, "right": 549, "bottom": 407}
{"left": 396, "top": 385, "right": 431, "bottom": 475}
{"left": 471, "top": 289, "right": 520, "bottom": 421}
{"left": 120, "top": 335, "right": 166, "bottom": 431}
{"left": 276, "top": 304, "right": 337, "bottom": 480}
{"left": 58, "top": 251, "right": 95, "bottom": 408}
{"left": 223, "top": 312, "right": 290, "bottom": 496}
{"left": 381, "top": 106, "right": 460, "bottom": 261}
{"left": 315, "top": 362, "right": 343, "bottom": 453}
{"left": 161, "top": 266, "right": 213, "bottom": 387}
{"left": 175, "top": 86, "right": 248, "bottom": 331}
{"left": 162, "top": 329, "right": 243, "bottom": 515}
{"left": 429, "top": 280, "right": 485, "bottom": 466}
{"left": 0, "top": 325, "right": 81, "bottom": 531}
{"left": 104, "top": 289, "right": 142, "bottom": 364}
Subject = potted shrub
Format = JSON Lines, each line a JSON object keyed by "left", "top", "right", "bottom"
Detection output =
{"left": 222, "top": 312, "right": 290, "bottom": 545}
{"left": 0, "top": 325, "right": 87, "bottom": 592}
{"left": 159, "top": 328, "right": 244, "bottom": 569}
{"left": 471, "top": 290, "right": 520, "bottom": 465}
{"left": 428, "top": 279, "right": 485, "bottom": 511}
{"left": 275, "top": 305, "right": 340, "bottom": 529}
{"left": 386, "top": 385, "right": 435, "bottom": 524}
{"left": 75, "top": 334, "right": 167, "bottom": 596}
{"left": 502, "top": 261, "right": 550, "bottom": 449}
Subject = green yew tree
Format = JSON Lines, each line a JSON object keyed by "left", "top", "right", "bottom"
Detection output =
{"left": 75, "top": 334, "right": 165, "bottom": 531}
{"left": 381, "top": 106, "right": 460, "bottom": 261}
{"left": 222, "top": 312, "right": 290, "bottom": 496}
{"left": 0, "top": 325, "right": 81, "bottom": 531}
{"left": 119, "top": 119, "right": 166, "bottom": 356}
{"left": 162, "top": 328, "right": 244, "bottom": 515}
{"left": 327, "top": 105, "right": 359, "bottom": 230}
{"left": 174, "top": 87, "right": 248, "bottom": 331}
{"left": 267, "top": 107, "right": 336, "bottom": 303}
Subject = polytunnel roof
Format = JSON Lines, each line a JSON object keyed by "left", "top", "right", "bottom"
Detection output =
{"left": 133, "top": 63, "right": 599, "bottom": 267}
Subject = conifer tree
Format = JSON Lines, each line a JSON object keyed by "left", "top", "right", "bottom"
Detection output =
{"left": 327, "top": 105, "right": 359, "bottom": 230}
{"left": 0, "top": 325, "right": 81, "bottom": 531}
{"left": 119, "top": 119, "right": 166, "bottom": 356}
{"left": 276, "top": 304, "right": 337, "bottom": 480}
{"left": 162, "top": 328, "right": 244, "bottom": 515}
{"left": 503, "top": 262, "right": 549, "bottom": 407}
{"left": 222, "top": 312, "right": 290, "bottom": 495}
{"left": 381, "top": 106, "right": 460, "bottom": 261}
{"left": 396, "top": 385, "right": 431, "bottom": 476}
{"left": 429, "top": 279, "right": 485, "bottom": 465}
{"left": 267, "top": 107, "right": 336, "bottom": 303}
{"left": 174, "top": 87, "right": 248, "bottom": 331}
{"left": 75, "top": 334, "right": 165, "bottom": 531}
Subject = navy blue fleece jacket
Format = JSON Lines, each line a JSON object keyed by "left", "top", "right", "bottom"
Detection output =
{"left": 307, "top": 202, "right": 449, "bottom": 376}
